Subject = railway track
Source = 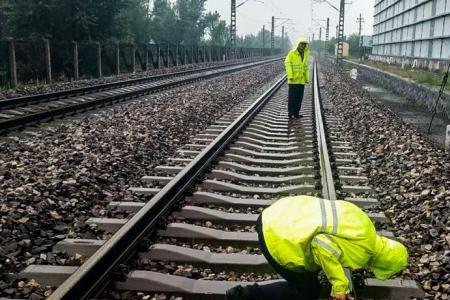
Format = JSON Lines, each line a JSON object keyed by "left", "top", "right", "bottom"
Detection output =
{"left": 18, "top": 60, "right": 424, "bottom": 300}
{"left": 0, "top": 57, "right": 280, "bottom": 133}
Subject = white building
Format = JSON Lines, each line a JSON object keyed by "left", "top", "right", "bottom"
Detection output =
{"left": 371, "top": 0, "right": 450, "bottom": 70}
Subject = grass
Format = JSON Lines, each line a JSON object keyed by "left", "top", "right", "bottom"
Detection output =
{"left": 356, "top": 59, "right": 450, "bottom": 92}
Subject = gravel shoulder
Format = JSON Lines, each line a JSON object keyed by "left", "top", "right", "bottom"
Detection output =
{"left": 320, "top": 61, "right": 450, "bottom": 300}
{"left": 0, "top": 61, "right": 284, "bottom": 298}
{"left": 0, "top": 58, "right": 262, "bottom": 100}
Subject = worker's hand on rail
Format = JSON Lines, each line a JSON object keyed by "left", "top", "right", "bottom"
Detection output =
{"left": 330, "top": 293, "right": 354, "bottom": 300}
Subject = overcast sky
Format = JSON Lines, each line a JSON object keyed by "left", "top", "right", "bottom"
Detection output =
{"left": 205, "top": 0, "right": 374, "bottom": 43}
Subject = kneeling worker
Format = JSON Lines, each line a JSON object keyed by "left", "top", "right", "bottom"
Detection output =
{"left": 226, "top": 196, "right": 408, "bottom": 300}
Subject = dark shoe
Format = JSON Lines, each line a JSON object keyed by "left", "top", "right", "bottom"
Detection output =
{"left": 288, "top": 114, "right": 294, "bottom": 119}
{"left": 294, "top": 114, "right": 303, "bottom": 118}
{"left": 226, "top": 285, "right": 254, "bottom": 300}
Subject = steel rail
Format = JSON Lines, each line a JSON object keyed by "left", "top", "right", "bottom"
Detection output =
{"left": 313, "top": 60, "right": 337, "bottom": 201}
{"left": 0, "top": 58, "right": 281, "bottom": 132}
{"left": 0, "top": 57, "right": 278, "bottom": 110}
{"left": 48, "top": 75, "right": 287, "bottom": 300}
{"left": 313, "top": 59, "right": 356, "bottom": 298}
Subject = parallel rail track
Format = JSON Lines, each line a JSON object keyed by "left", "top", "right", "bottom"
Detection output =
{"left": 0, "top": 57, "right": 280, "bottom": 133}
{"left": 19, "top": 60, "right": 424, "bottom": 300}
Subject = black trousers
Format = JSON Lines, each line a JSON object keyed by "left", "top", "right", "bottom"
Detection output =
{"left": 242, "top": 216, "right": 321, "bottom": 300}
{"left": 288, "top": 84, "right": 305, "bottom": 117}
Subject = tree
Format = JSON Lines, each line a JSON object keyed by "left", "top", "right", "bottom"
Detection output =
{"left": 203, "top": 11, "right": 229, "bottom": 46}
{"left": 346, "top": 34, "right": 361, "bottom": 56}
{"left": 236, "top": 28, "right": 288, "bottom": 49}
{"left": 0, "top": 0, "right": 11, "bottom": 38}
{"left": 116, "top": 0, "right": 152, "bottom": 43}
{"left": 149, "top": 0, "right": 179, "bottom": 43}
{"left": 5, "top": 0, "right": 145, "bottom": 42}
{"left": 175, "top": 0, "right": 207, "bottom": 45}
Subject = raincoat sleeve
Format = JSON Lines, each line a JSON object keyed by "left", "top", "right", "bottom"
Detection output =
{"left": 311, "top": 234, "right": 350, "bottom": 296}
{"left": 284, "top": 53, "right": 294, "bottom": 80}
{"left": 304, "top": 63, "right": 310, "bottom": 83}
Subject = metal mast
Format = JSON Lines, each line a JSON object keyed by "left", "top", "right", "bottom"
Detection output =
{"left": 230, "top": 0, "right": 237, "bottom": 59}
{"left": 282, "top": 26, "right": 285, "bottom": 53}
{"left": 262, "top": 25, "right": 266, "bottom": 48}
{"left": 336, "top": 0, "right": 345, "bottom": 63}
{"left": 271, "top": 16, "right": 275, "bottom": 55}
{"left": 357, "top": 13, "right": 365, "bottom": 58}
{"left": 326, "top": 17, "right": 330, "bottom": 41}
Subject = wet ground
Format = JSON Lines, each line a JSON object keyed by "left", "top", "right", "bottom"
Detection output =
{"left": 351, "top": 71, "right": 449, "bottom": 147}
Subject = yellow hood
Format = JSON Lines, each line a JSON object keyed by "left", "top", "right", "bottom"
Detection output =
{"left": 296, "top": 36, "right": 310, "bottom": 47}
{"left": 293, "top": 36, "right": 310, "bottom": 55}
{"left": 368, "top": 236, "right": 408, "bottom": 280}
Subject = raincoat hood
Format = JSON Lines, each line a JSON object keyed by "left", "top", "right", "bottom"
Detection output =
{"left": 295, "top": 36, "right": 310, "bottom": 49}
{"left": 369, "top": 236, "right": 408, "bottom": 280}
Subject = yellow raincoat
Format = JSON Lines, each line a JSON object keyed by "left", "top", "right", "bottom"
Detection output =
{"left": 261, "top": 196, "right": 408, "bottom": 296}
{"left": 284, "top": 36, "right": 310, "bottom": 85}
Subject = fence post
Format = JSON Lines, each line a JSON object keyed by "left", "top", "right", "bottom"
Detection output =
{"left": 97, "top": 42, "right": 102, "bottom": 78}
{"left": 116, "top": 43, "right": 120, "bottom": 75}
{"left": 446, "top": 125, "right": 450, "bottom": 151}
{"left": 175, "top": 45, "right": 179, "bottom": 66}
{"left": 166, "top": 44, "right": 170, "bottom": 67}
{"left": 157, "top": 45, "right": 161, "bottom": 69}
{"left": 44, "top": 39, "right": 52, "bottom": 83}
{"left": 73, "top": 41, "right": 79, "bottom": 80}
{"left": 131, "top": 44, "right": 136, "bottom": 73}
{"left": 145, "top": 44, "right": 149, "bottom": 71}
{"left": 8, "top": 40, "right": 17, "bottom": 88}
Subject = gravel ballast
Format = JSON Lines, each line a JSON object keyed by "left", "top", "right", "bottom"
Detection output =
{"left": 0, "top": 61, "right": 283, "bottom": 298}
{"left": 0, "top": 57, "right": 264, "bottom": 100}
{"left": 320, "top": 60, "right": 450, "bottom": 300}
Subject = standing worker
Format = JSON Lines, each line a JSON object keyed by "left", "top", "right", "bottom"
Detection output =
{"left": 285, "top": 37, "right": 310, "bottom": 119}
{"left": 226, "top": 196, "right": 408, "bottom": 300}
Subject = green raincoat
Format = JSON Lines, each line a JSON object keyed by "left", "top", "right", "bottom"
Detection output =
{"left": 284, "top": 36, "right": 310, "bottom": 85}
{"left": 261, "top": 196, "right": 408, "bottom": 295}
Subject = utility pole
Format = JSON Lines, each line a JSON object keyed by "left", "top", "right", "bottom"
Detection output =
{"left": 357, "top": 13, "right": 365, "bottom": 58}
{"left": 262, "top": 25, "right": 266, "bottom": 49}
{"left": 282, "top": 26, "right": 285, "bottom": 53}
{"left": 326, "top": 18, "right": 330, "bottom": 41}
{"left": 230, "top": 0, "right": 237, "bottom": 59}
{"left": 336, "top": 0, "right": 345, "bottom": 63}
{"left": 319, "top": 27, "right": 322, "bottom": 56}
{"left": 336, "top": 25, "right": 338, "bottom": 39}
{"left": 285, "top": 31, "right": 288, "bottom": 50}
{"left": 271, "top": 16, "right": 275, "bottom": 55}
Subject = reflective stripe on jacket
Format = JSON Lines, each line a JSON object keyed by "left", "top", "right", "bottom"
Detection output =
{"left": 284, "top": 36, "right": 310, "bottom": 85}
{"left": 261, "top": 196, "right": 378, "bottom": 295}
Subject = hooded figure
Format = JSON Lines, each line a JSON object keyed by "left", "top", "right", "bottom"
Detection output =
{"left": 226, "top": 196, "right": 408, "bottom": 300}
{"left": 284, "top": 36, "right": 310, "bottom": 118}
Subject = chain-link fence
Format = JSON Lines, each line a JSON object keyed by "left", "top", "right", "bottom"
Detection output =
{"left": 15, "top": 40, "right": 46, "bottom": 85}
{"left": 0, "top": 41, "right": 9, "bottom": 89}
{"left": 51, "top": 41, "right": 73, "bottom": 81}
{"left": 78, "top": 42, "right": 99, "bottom": 79}
{"left": 1, "top": 39, "right": 276, "bottom": 89}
